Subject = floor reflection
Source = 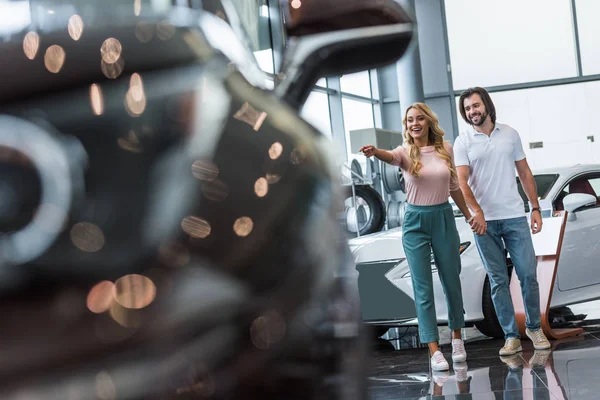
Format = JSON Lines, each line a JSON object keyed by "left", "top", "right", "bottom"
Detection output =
{"left": 368, "top": 320, "right": 600, "bottom": 399}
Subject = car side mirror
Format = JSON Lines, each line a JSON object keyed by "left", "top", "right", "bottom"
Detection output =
{"left": 564, "top": 193, "right": 596, "bottom": 221}
{"left": 275, "top": 0, "right": 414, "bottom": 109}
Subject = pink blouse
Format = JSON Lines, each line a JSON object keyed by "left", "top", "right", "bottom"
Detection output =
{"left": 388, "top": 142, "right": 459, "bottom": 206}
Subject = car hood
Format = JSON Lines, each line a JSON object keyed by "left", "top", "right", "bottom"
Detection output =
{"left": 349, "top": 216, "right": 474, "bottom": 264}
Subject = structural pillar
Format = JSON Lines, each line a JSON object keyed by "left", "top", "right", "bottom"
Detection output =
{"left": 396, "top": 0, "right": 425, "bottom": 113}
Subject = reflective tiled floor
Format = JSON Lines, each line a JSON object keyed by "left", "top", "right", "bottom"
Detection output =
{"left": 368, "top": 316, "right": 600, "bottom": 399}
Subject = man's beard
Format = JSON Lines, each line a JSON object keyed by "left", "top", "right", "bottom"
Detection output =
{"left": 470, "top": 111, "right": 488, "bottom": 126}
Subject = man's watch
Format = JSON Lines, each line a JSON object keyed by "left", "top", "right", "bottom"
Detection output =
{"left": 531, "top": 207, "right": 541, "bottom": 214}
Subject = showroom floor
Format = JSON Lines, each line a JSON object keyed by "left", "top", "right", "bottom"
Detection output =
{"left": 368, "top": 303, "right": 600, "bottom": 399}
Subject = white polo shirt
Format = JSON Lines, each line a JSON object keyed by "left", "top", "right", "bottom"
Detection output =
{"left": 453, "top": 123, "right": 527, "bottom": 221}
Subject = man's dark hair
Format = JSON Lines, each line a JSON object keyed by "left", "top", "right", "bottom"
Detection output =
{"left": 458, "top": 87, "right": 496, "bottom": 125}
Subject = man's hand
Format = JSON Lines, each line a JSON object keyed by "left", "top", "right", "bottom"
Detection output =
{"left": 470, "top": 212, "right": 487, "bottom": 236}
{"left": 531, "top": 210, "right": 543, "bottom": 234}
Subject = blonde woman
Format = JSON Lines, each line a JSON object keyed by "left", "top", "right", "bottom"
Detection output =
{"left": 360, "top": 103, "right": 474, "bottom": 371}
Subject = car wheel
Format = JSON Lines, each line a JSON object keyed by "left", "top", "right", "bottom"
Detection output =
{"left": 343, "top": 185, "right": 386, "bottom": 236}
{"left": 549, "top": 306, "right": 587, "bottom": 326}
{"left": 474, "top": 276, "right": 505, "bottom": 339}
{"left": 368, "top": 326, "right": 389, "bottom": 339}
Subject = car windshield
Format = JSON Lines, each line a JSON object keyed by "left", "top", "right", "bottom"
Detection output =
{"left": 517, "top": 174, "right": 559, "bottom": 211}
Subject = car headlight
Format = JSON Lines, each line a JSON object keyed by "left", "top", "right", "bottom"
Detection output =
{"left": 403, "top": 242, "right": 471, "bottom": 278}
{"left": 431, "top": 241, "right": 471, "bottom": 271}
{"left": 458, "top": 241, "right": 471, "bottom": 255}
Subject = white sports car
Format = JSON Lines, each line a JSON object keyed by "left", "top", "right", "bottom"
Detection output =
{"left": 350, "top": 164, "right": 600, "bottom": 338}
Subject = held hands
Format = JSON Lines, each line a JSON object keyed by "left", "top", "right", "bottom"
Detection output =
{"left": 531, "top": 210, "right": 543, "bottom": 234}
{"left": 359, "top": 145, "right": 377, "bottom": 158}
{"left": 468, "top": 212, "right": 487, "bottom": 236}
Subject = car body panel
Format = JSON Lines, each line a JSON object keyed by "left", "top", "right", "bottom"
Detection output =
{"left": 351, "top": 217, "right": 486, "bottom": 325}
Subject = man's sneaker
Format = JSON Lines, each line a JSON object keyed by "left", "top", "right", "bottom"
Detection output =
{"left": 529, "top": 349, "right": 551, "bottom": 368}
{"left": 431, "top": 350, "right": 449, "bottom": 371}
{"left": 526, "top": 328, "right": 551, "bottom": 350}
{"left": 499, "top": 338, "right": 522, "bottom": 356}
{"left": 500, "top": 354, "right": 524, "bottom": 370}
{"left": 451, "top": 339, "right": 467, "bottom": 362}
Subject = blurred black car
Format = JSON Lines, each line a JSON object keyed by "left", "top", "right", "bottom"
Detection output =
{"left": 0, "top": 1, "right": 413, "bottom": 398}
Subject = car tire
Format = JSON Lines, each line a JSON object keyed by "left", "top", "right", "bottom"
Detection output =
{"left": 344, "top": 185, "right": 386, "bottom": 236}
{"left": 474, "top": 276, "right": 505, "bottom": 339}
{"left": 368, "top": 326, "right": 389, "bottom": 339}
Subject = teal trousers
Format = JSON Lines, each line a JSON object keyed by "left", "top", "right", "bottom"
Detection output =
{"left": 402, "top": 201, "right": 465, "bottom": 343}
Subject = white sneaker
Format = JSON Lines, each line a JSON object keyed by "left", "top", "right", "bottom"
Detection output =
{"left": 432, "top": 370, "right": 449, "bottom": 386}
{"left": 431, "top": 350, "right": 449, "bottom": 371}
{"left": 499, "top": 338, "right": 522, "bottom": 356}
{"left": 451, "top": 339, "right": 467, "bottom": 362}
{"left": 453, "top": 362, "right": 468, "bottom": 382}
{"left": 500, "top": 354, "right": 524, "bottom": 370}
{"left": 526, "top": 328, "right": 551, "bottom": 350}
{"left": 529, "top": 349, "right": 551, "bottom": 368}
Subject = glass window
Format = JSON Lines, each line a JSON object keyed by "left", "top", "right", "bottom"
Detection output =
{"left": 575, "top": 0, "right": 600, "bottom": 75}
{"left": 301, "top": 91, "right": 332, "bottom": 138}
{"left": 554, "top": 175, "right": 600, "bottom": 211}
{"left": 342, "top": 98, "right": 375, "bottom": 158}
{"left": 340, "top": 71, "right": 372, "bottom": 98}
{"left": 517, "top": 174, "right": 559, "bottom": 211}
{"left": 315, "top": 78, "right": 327, "bottom": 88}
{"left": 229, "top": 0, "right": 274, "bottom": 73}
{"left": 0, "top": 1, "right": 31, "bottom": 35}
{"left": 590, "top": 177, "right": 600, "bottom": 195}
{"left": 264, "top": 77, "right": 275, "bottom": 90}
{"left": 253, "top": 49, "right": 274, "bottom": 74}
{"left": 445, "top": 0, "right": 578, "bottom": 89}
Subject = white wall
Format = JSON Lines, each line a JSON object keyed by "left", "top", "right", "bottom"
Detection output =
{"left": 456, "top": 81, "right": 600, "bottom": 171}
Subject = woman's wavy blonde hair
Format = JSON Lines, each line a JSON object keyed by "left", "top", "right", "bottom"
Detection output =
{"left": 402, "top": 103, "right": 456, "bottom": 179}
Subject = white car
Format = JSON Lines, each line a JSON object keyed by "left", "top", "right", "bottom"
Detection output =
{"left": 350, "top": 164, "right": 600, "bottom": 338}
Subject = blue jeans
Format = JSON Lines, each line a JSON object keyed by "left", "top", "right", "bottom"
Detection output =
{"left": 474, "top": 217, "right": 541, "bottom": 339}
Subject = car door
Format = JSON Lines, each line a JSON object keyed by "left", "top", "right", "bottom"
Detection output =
{"left": 554, "top": 173, "right": 600, "bottom": 291}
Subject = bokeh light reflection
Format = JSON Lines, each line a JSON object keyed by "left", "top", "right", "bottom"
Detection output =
{"left": 201, "top": 179, "right": 229, "bottom": 201}
{"left": 191, "top": 160, "right": 219, "bottom": 181}
{"left": 265, "top": 173, "right": 281, "bottom": 184}
{"left": 181, "top": 216, "right": 211, "bottom": 239}
{"left": 101, "top": 57, "right": 125, "bottom": 79}
{"left": 156, "top": 20, "right": 175, "bottom": 40}
{"left": 290, "top": 146, "right": 307, "bottom": 165}
{"left": 135, "top": 21, "right": 154, "bottom": 43}
{"left": 68, "top": 14, "right": 84, "bottom": 41}
{"left": 23, "top": 31, "right": 40, "bottom": 60}
{"left": 268, "top": 142, "right": 283, "bottom": 160}
{"left": 100, "top": 38, "right": 122, "bottom": 64}
{"left": 114, "top": 274, "right": 157, "bottom": 310}
{"left": 254, "top": 177, "right": 269, "bottom": 197}
{"left": 44, "top": 45, "right": 66, "bottom": 73}
{"left": 70, "top": 222, "right": 105, "bottom": 252}
{"left": 90, "top": 83, "right": 104, "bottom": 115}
{"left": 125, "top": 73, "right": 146, "bottom": 116}
{"left": 250, "top": 312, "right": 286, "bottom": 350}
{"left": 134, "top": 0, "right": 141, "bottom": 16}
{"left": 117, "top": 131, "right": 143, "bottom": 153}
{"left": 233, "top": 217, "right": 253, "bottom": 237}
{"left": 87, "top": 281, "right": 116, "bottom": 314}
